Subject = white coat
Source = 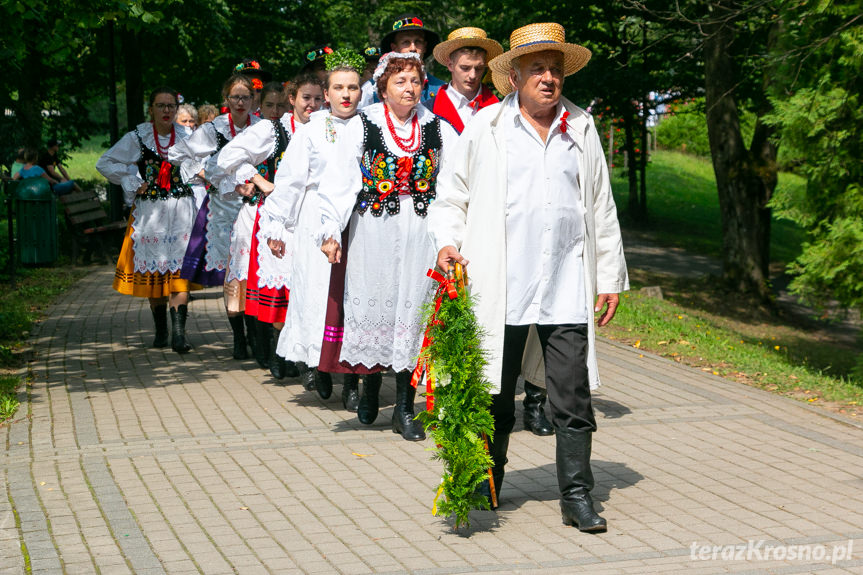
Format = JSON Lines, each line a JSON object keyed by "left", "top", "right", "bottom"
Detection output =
{"left": 428, "top": 93, "right": 629, "bottom": 394}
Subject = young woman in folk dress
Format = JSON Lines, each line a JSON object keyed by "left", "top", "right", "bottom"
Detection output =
{"left": 217, "top": 75, "right": 323, "bottom": 378}
{"left": 96, "top": 87, "right": 199, "bottom": 353}
{"left": 169, "top": 74, "right": 260, "bottom": 355}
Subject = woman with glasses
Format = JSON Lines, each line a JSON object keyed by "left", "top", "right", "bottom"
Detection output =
{"left": 216, "top": 75, "right": 322, "bottom": 378}
{"left": 96, "top": 87, "right": 199, "bottom": 353}
{"left": 169, "top": 74, "right": 260, "bottom": 354}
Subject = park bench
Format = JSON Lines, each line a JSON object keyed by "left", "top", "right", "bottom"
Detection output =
{"left": 58, "top": 189, "right": 126, "bottom": 263}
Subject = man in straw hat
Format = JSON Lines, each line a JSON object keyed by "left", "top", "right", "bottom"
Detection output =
{"left": 428, "top": 22, "right": 628, "bottom": 532}
{"left": 425, "top": 27, "right": 502, "bottom": 133}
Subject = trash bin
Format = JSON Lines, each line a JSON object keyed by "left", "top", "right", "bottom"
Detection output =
{"left": 14, "top": 178, "right": 59, "bottom": 265}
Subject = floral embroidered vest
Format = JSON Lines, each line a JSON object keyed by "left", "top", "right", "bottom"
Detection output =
{"left": 245, "top": 119, "right": 290, "bottom": 206}
{"left": 354, "top": 113, "right": 442, "bottom": 218}
{"left": 134, "top": 128, "right": 194, "bottom": 201}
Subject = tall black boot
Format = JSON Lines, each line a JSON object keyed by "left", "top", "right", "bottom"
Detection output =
{"left": 392, "top": 371, "right": 425, "bottom": 441}
{"left": 151, "top": 304, "right": 169, "bottom": 348}
{"left": 315, "top": 369, "right": 333, "bottom": 399}
{"left": 357, "top": 372, "right": 382, "bottom": 424}
{"left": 228, "top": 314, "right": 248, "bottom": 360}
{"left": 523, "top": 381, "right": 554, "bottom": 436}
{"left": 269, "top": 328, "right": 286, "bottom": 379}
{"left": 342, "top": 374, "right": 360, "bottom": 412}
{"left": 477, "top": 432, "right": 510, "bottom": 510}
{"left": 301, "top": 363, "right": 316, "bottom": 391}
{"left": 556, "top": 428, "right": 607, "bottom": 533}
{"left": 254, "top": 320, "right": 272, "bottom": 369}
{"left": 170, "top": 305, "right": 192, "bottom": 354}
{"left": 243, "top": 314, "right": 257, "bottom": 358}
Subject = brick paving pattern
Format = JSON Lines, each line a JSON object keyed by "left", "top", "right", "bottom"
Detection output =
{"left": 2, "top": 267, "right": 862, "bottom": 574}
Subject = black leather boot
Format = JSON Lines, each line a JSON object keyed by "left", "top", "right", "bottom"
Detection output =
{"left": 523, "top": 381, "right": 554, "bottom": 436}
{"left": 243, "top": 314, "right": 257, "bottom": 358}
{"left": 228, "top": 314, "right": 248, "bottom": 360}
{"left": 357, "top": 372, "right": 382, "bottom": 424}
{"left": 392, "top": 371, "right": 425, "bottom": 441}
{"left": 255, "top": 320, "right": 271, "bottom": 369}
{"left": 477, "top": 432, "right": 510, "bottom": 510}
{"left": 170, "top": 305, "right": 192, "bottom": 354}
{"left": 151, "top": 304, "right": 168, "bottom": 348}
{"left": 315, "top": 369, "right": 333, "bottom": 399}
{"left": 556, "top": 428, "right": 607, "bottom": 532}
{"left": 342, "top": 374, "right": 360, "bottom": 412}
{"left": 269, "top": 328, "right": 286, "bottom": 379}
{"left": 301, "top": 363, "right": 316, "bottom": 391}
{"left": 284, "top": 360, "right": 300, "bottom": 378}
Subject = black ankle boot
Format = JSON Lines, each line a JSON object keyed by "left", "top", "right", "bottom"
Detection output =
{"left": 151, "top": 304, "right": 168, "bottom": 348}
{"left": 170, "top": 305, "right": 192, "bottom": 354}
{"left": 254, "top": 320, "right": 271, "bottom": 369}
{"left": 228, "top": 315, "right": 248, "bottom": 359}
{"left": 243, "top": 314, "right": 257, "bottom": 357}
{"left": 392, "top": 371, "right": 425, "bottom": 441}
{"left": 315, "top": 369, "right": 333, "bottom": 399}
{"left": 284, "top": 360, "right": 300, "bottom": 378}
{"left": 269, "top": 328, "right": 286, "bottom": 379}
{"left": 342, "top": 374, "right": 360, "bottom": 412}
{"left": 523, "top": 381, "right": 554, "bottom": 436}
{"left": 556, "top": 428, "right": 607, "bottom": 533}
{"left": 301, "top": 363, "right": 316, "bottom": 391}
{"left": 357, "top": 372, "right": 382, "bottom": 424}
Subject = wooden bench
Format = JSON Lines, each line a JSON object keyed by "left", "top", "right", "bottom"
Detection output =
{"left": 58, "top": 190, "right": 127, "bottom": 263}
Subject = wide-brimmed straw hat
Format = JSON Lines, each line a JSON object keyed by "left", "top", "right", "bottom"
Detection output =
{"left": 432, "top": 27, "right": 503, "bottom": 66}
{"left": 488, "top": 23, "right": 591, "bottom": 95}
{"left": 380, "top": 14, "right": 441, "bottom": 56}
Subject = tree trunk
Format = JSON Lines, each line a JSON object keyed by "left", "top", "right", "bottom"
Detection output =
{"left": 123, "top": 28, "right": 144, "bottom": 130}
{"left": 703, "top": 7, "right": 777, "bottom": 301}
{"left": 623, "top": 110, "right": 640, "bottom": 222}
{"left": 17, "top": 22, "right": 43, "bottom": 149}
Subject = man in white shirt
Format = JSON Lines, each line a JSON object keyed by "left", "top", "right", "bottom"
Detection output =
{"left": 429, "top": 23, "right": 628, "bottom": 532}
{"left": 425, "top": 27, "right": 502, "bottom": 133}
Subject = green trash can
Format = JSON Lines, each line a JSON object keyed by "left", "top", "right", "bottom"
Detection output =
{"left": 14, "top": 178, "right": 59, "bottom": 265}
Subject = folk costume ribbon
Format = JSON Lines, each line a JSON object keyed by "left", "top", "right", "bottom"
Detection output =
{"left": 411, "top": 268, "right": 459, "bottom": 400}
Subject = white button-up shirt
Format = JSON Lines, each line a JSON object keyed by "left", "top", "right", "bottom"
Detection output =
{"left": 504, "top": 94, "right": 588, "bottom": 325}
{"left": 446, "top": 86, "right": 481, "bottom": 129}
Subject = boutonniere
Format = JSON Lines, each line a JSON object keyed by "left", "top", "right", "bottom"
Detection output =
{"left": 560, "top": 111, "right": 570, "bottom": 133}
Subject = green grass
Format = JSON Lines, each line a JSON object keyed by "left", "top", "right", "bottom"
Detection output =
{"left": 611, "top": 150, "right": 807, "bottom": 265}
{"left": 64, "top": 136, "right": 108, "bottom": 183}
{"left": 0, "top": 375, "right": 20, "bottom": 423}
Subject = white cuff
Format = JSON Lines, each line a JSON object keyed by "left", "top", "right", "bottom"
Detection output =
{"left": 259, "top": 216, "right": 289, "bottom": 243}
{"left": 234, "top": 165, "right": 258, "bottom": 186}
{"left": 313, "top": 219, "right": 343, "bottom": 248}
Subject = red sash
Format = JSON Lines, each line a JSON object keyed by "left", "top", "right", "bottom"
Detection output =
{"left": 432, "top": 85, "right": 499, "bottom": 134}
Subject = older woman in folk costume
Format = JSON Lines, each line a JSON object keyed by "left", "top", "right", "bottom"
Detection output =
{"left": 429, "top": 23, "right": 628, "bottom": 530}
{"left": 318, "top": 52, "right": 459, "bottom": 441}
{"left": 217, "top": 75, "right": 323, "bottom": 378}
{"left": 169, "top": 74, "right": 260, "bottom": 354}
{"left": 260, "top": 50, "right": 374, "bottom": 412}
{"left": 96, "top": 87, "right": 199, "bottom": 353}
{"left": 212, "top": 82, "right": 289, "bottom": 362}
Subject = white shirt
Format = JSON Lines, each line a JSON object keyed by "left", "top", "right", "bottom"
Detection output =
{"left": 216, "top": 113, "right": 293, "bottom": 195}
{"left": 504, "top": 94, "right": 588, "bottom": 325}
{"left": 358, "top": 80, "right": 376, "bottom": 110}
{"left": 446, "top": 86, "right": 482, "bottom": 129}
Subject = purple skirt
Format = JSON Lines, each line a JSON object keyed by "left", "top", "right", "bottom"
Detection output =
{"left": 180, "top": 195, "right": 226, "bottom": 287}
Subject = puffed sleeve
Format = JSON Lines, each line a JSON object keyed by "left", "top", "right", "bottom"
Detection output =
{"left": 95, "top": 130, "right": 144, "bottom": 207}
{"left": 216, "top": 119, "right": 277, "bottom": 193}
{"left": 258, "top": 124, "right": 312, "bottom": 243}
{"left": 168, "top": 122, "right": 218, "bottom": 185}
{"left": 314, "top": 116, "right": 364, "bottom": 247}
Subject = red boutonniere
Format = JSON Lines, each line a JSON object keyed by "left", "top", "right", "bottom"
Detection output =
{"left": 560, "top": 111, "right": 570, "bottom": 133}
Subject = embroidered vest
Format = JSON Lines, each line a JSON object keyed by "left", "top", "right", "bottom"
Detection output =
{"left": 245, "top": 119, "right": 290, "bottom": 206}
{"left": 134, "top": 128, "right": 194, "bottom": 201}
{"left": 354, "top": 113, "right": 442, "bottom": 218}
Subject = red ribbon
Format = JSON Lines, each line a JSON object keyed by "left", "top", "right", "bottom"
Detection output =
{"left": 411, "top": 268, "right": 459, "bottom": 407}
{"left": 560, "top": 110, "right": 571, "bottom": 133}
{"left": 157, "top": 160, "right": 173, "bottom": 190}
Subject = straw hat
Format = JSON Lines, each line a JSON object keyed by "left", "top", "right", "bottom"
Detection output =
{"left": 432, "top": 27, "right": 503, "bottom": 66}
{"left": 488, "top": 23, "right": 591, "bottom": 95}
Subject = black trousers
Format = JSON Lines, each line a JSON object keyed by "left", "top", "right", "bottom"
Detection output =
{"left": 492, "top": 324, "right": 597, "bottom": 439}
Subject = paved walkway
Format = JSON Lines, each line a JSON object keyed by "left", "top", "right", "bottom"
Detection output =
{"left": 2, "top": 266, "right": 862, "bottom": 575}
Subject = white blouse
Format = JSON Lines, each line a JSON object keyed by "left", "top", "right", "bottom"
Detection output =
{"left": 95, "top": 122, "right": 190, "bottom": 206}
{"left": 316, "top": 103, "right": 459, "bottom": 246}
{"left": 215, "top": 113, "right": 293, "bottom": 196}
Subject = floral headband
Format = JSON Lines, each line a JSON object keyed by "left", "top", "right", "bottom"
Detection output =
{"left": 372, "top": 52, "right": 423, "bottom": 83}
{"left": 324, "top": 49, "right": 366, "bottom": 74}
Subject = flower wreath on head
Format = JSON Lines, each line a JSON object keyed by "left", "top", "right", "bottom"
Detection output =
{"left": 372, "top": 51, "right": 423, "bottom": 83}
{"left": 324, "top": 49, "right": 366, "bottom": 75}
